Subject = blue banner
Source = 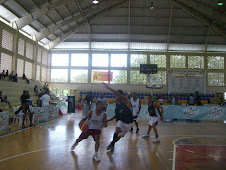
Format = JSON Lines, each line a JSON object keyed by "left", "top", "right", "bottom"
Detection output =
{"left": 0, "top": 111, "right": 9, "bottom": 132}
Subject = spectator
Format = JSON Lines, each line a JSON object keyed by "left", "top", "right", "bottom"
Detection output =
{"left": 34, "top": 85, "right": 39, "bottom": 96}
{"left": 127, "top": 93, "right": 132, "bottom": 99}
{"left": 195, "top": 91, "right": 201, "bottom": 106}
{"left": 78, "top": 94, "right": 83, "bottom": 103}
{"left": 20, "top": 90, "right": 29, "bottom": 105}
{"left": 5, "top": 70, "right": 9, "bottom": 77}
{"left": 9, "top": 71, "right": 14, "bottom": 81}
{"left": 97, "top": 92, "right": 108, "bottom": 112}
{"left": 13, "top": 73, "right": 17, "bottom": 82}
{"left": 1, "top": 70, "right": 5, "bottom": 80}
{"left": 16, "top": 99, "right": 34, "bottom": 128}
{"left": 159, "top": 95, "right": 163, "bottom": 105}
{"left": 40, "top": 89, "right": 51, "bottom": 107}
{"left": 43, "top": 82, "right": 49, "bottom": 90}
{"left": 187, "top": 94, "right": 194, "bottom": 105}
{"left": 27, "top": 91, "right": 31, "bottom": 99}
{"left": 172, "top": 95, "right": 177, "bottom": 105}
{"left": 0, "top": 91, "right": 11, "bottom": 106}
{"left": 37, "top": 90, "right": 44, "bottom": 107}
{"left": 22, "top": 74, "right": 29, "bottom": 84}
{"left": 84, "top": 92, "right": 93, "bottom": 114}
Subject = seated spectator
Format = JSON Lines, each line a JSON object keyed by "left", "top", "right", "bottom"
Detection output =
{"left": 40, "top": 89, "right": 51, "bottom": 107}
{"left": 15, "top": 99, "right": 34, "bottom": 128}
{"left": 43, "top": 82, "right": 49, "bottom": 90}
{"left": 34, "top": 85, "right": 39, "bottom": 96}
{"left": 20, "top": 90, "right": 29, "bottom": 105}
{"left": 0, "top": 91, "right": 11, "bottom": 106}
{"left": 13, "top": 73, "right": 17, "bottom": 82}
{"left": 22, "top": 74, "right": 29, "bottom": 84}
{"left": 1, "top": 70, "right": 5, "bottom": 80}
{"left": 9, "top": 71, "right": 14, "bottom": 81}
{"left": 187, "top": 94, "right": 194, "bottom": 105}
{"left": 5, "top": 70, "right": 9, "bottom": 77}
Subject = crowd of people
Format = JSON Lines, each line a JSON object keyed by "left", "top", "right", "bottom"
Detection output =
{"left": 0, "top": 70, "right": 17, "bottom": 82}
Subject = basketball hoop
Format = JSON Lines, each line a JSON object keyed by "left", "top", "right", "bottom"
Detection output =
{"left": 146, "top": 77, "right": 163, "bottom": 89}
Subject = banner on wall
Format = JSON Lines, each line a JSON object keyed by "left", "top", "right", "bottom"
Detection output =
{"left": 93, "top": 71, "right": 113, "bottom": 81}
{"left": 0, "top": 111, "right": 9, "bottom": 132}
{"left": 33, "top": 107, "right": 48, "bottom": 122}
{"left": 48, "top": 106, "right": 59, "bottom": 118}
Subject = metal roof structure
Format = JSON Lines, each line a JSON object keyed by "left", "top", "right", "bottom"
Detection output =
{"left": 0, "top": 0, "right": 225, "bottom": 51}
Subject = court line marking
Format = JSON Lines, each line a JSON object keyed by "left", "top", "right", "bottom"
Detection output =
{"left": 208, "top": 155, "right": 221, "bottom": 158}
{"left": 185, "top": 150, "right": 195, "bottom": 153}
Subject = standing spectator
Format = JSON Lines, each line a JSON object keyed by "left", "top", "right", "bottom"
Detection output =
{"left": 195, "top": 91, "right": 201, "bottom": 106}
{"left": 172, "top": 95, "right": 177, "bottom": 105}
{"left": 84, "top": 92, "right": 93, "bottom": 114}
{"left": 97, "top": 92, "right": 108, "bottom": 112}
{"left": 0, "top": 91, "right": 11, "bottom": 106}
{"left": 40, "top": 89, "right": 51, "bottom": 107}
{"left": 78, "top": 94, "right": 83, "bottom": 103}
{"left": 34, "top": 86, "right": 39, "bottom": 96}
{"left": 187, "top": 94, "right": 194, "bottom": 105}
{"left": 37, "top": 90, "right": 45, "bottom": 107}
{"left": 20, "top": 90, "right": 29, "bottom": 105}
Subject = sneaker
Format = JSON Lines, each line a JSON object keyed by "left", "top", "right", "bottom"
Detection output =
{"left": 142, "top": 134, "right": 149, "bottom": 138}
{"left": 136, "top": 128, "right": 139, "bottom": 134}
{"left": 71, "top": 142, "right": 78, "bottom": 150}
{"left": 93, "top": 155, "right": 100, "bottom": 162}
{"left": 153, "top": 137, "right": 160, "bottom": 143}
{"left": 129, "top": 127, "right": 133, "bottom": 132}
{"left": 107, "top": 143, "right": 113, "bottom": 150}
{"left": 109, "top": 147, "right": 114, "bottom": 154}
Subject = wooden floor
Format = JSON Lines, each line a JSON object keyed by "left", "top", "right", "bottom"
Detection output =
{"left": 0, "top": 111, "right": 226, "bottom": 170}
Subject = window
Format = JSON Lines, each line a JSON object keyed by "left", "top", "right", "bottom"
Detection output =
{"left": 207, "top": 56, "right": 224, "bottom": 69}
{"left": 170, "top": 55, "right": 186, "bottom": 68}
{"left": 42, "top": 51, "right": 48, "bottom": 65}
{"left": 37, "top": 48, "right": 42, "bottom": 63}
{"left": 52, "top": 54, "right": 68, "bottom": 66}
{"left": 150, "top": 55, "right": 166, "bottom": 68}
{"left": 188, "top": 56, "right": 204, "bottom": 69}
{"left": 130, "top": 54, "right": 147, "bottom": 67}
{"left": 51, "top": 69, "right": 68, "bottom": 82}
{"left": 41, "top": 67, "right": 47, "bottom": 82}
{"left": 208, "top": 72, "right": 224, "bottom": 86}
{"left": 25, "top": 42, "right": 33, "bottom": 60}
{"left": 36, "top": 65, "right": 41, "bottom": 81}
{"left": 149, "top": 71, "right": 166, "bottom": 85}
{"left": 111, "top": 54, "right": 127, "bottom": 67}
{"left": 0, "top": 53, "right": 12, "bottom": 72}
{"left": 130, "top": 70, "right": 147, "bottom": 84}
{"left": 25, "top": 61, "right": 32, "bottom": 79}
{"left": 71, "top": 53, "right": 88, "bottom": 66}
{"left": 92, "top": 54, "right": 108, "bottom": 67}
{"left": 91, "top": 70, "right": 108, "bottom": 84}
{"left": 110, "top": 70, "right": 127, "bottom": 84}
{"left": 71, "top": 69, "right": 88, "bottom": 83}
{"left": 18, "top": 38, "right": 25, "bottom": 56}
{"left": 1, "top": 29, "right": 14, "bottom": 51}
{"left": 17, "top": 58, "right": 24, "bottom": 77}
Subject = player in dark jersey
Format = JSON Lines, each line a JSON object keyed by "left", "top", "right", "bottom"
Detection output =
{"left": 103, "top": 83, "right": 133, "bottom": 154}
{"left": 143, "top": 95, "right": 163, "bottom": 143}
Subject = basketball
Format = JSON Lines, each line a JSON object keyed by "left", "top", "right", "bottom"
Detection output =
{"left": 79, "top": 120, "right": 89, "bottom": 132}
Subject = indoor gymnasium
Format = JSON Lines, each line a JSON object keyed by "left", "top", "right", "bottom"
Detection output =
{"left": 0, "top": 0, "right": 226, "bottom": 169}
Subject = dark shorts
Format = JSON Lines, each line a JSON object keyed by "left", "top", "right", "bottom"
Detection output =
{"left": 78, "top": 129, "right": 101, "bottom": 140}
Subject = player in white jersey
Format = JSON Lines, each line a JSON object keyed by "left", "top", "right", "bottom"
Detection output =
{"left": 142, "top": 95, "right": 163, "bottom": 143}
{"left": 71, "top": 101, "right": 107, "bottom": 161}
{"left": 130, "top": 92, "right": 141, "bottom": 133}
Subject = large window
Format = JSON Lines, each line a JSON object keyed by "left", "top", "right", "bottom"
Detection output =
{"left": 130, "top": 70, "right": 147, "bottom": 84}
{"left": 52, "top": 54, "right": 68, "bottom": 66}
{"left": 36, "top": 65, "right": 41, "bottom": 81}
{"left": 110, "top": 70, "right": 127, "bottom": 84}
{"left": 92, "top": 54, "right": 108, "bottom": 67}
{"left": 51, "top": 69, "right": 68, "bottom": 82}
{"left": 150, "top": 71, "right": 166, "bottom": 85}
{"left": 91, "top": 70, "right": 108, "bottom": 84}
{"left": 71, "top": 69, "right": 88, "bottom": 83}
{"left": 207, "top": 56, "right": 224, "bottom": 69}
{"left": 111, "top": 54, "right": 127, "bottom": 67}
{"left": 208, "top": 72, "right": 224, "bottom": 86}
{"left": 150, "top": 55, "right": 166, "bottom": 68}
{"left": 17, "top": 58, "right": 24, "bottom": 77}
{"left": 188, "top": 56, "right": 204, "bottom": 69}
{"left": 71, "top": 54, "right": 88, "bottom": 66}
{"left": 170, "top": 55, "right": 186, "bottom": 68}
{"left": 0, "top": 53, "right": 12, "bottom": 72}
{"left": 25, "top": 61, "right": 32, "bottom": 79}
{"left": 25, "top": 42, "right": 33, "bottom": 60}
{"left": 1, "top": 29, "right": 14, "bottom": 51}
{"left": 130, "top": 54, "right": 147, "bottom": 67}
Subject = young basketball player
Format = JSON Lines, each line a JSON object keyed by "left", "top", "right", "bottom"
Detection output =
{"left": 103, "top": 83, "right": 134, "bottom": 154}
{"left": 70, "top": 101, "right": 107, "bottom": 161}
{"left": 130, "top": 92, "right": 141, "bottom": 133}
{"left": 143, "top": 95, "right": 163, "bottom": 143}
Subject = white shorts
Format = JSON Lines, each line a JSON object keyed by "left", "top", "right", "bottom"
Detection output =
{"left": 116, "top": 120, "right": 133, "bottom": 137}
{"left": 149, "top": 117, "right": 160, "bottom": 126}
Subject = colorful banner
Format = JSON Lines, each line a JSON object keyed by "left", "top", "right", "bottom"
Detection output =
{"left": 33, "top": 107, "right": 48, "bottom": 122}
{"left": 48, "top": 106, "right": 59, "bottom": 118}
{"left": 0, "top": 111, "right": 9, "bottom": 132}
{"left": 93, "top": 71, "right": 113, "bottom": 81}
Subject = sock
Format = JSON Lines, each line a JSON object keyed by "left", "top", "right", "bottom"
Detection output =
{"left": 156, "top": 135, "right": 158, "bottom": 138}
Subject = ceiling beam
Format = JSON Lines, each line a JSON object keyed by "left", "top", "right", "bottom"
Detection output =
{"left": 48, "top": 0, "right": 130, "bottom": 49}
{"left": 170, "top": 0, "right": 226, "bottom": 38}
{"left": 176, "top": 0, "right": 226, "bottom": 22}
{"left": 35, "top": 0, "right": 125, "bottom": 41}
{"left": 13, "top": 0, "right": 73, "bottom": 29}
{"left": 0, "top": 0, "right": 7, "bottom": 4}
